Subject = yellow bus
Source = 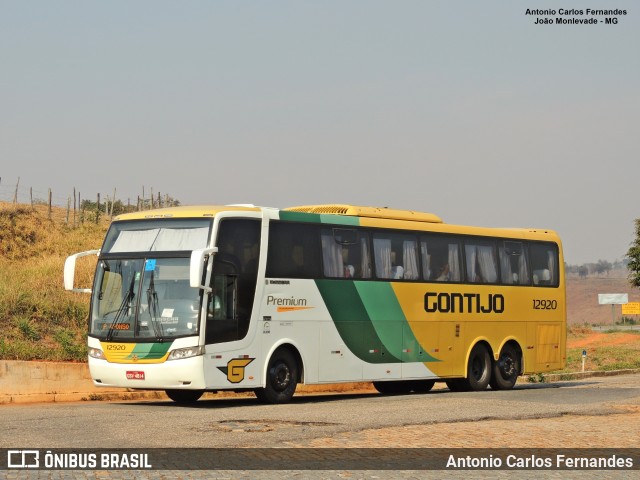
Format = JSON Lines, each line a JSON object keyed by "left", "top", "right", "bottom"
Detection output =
{"left": 64, "top": 204, "right": 565, "bottom": 403}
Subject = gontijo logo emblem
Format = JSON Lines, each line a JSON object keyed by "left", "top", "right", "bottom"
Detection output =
{"left": 217, "top": 358, "right": 254, "bottom": 383}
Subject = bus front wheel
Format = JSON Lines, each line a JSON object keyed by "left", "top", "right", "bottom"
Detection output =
{"left": 447, "top": 344, "right": 492, "bottom": 392}
{"left": 255, "top": 349, "right": 299, "bottom": 404}
{"left": 490, "top": 344, "right": 521, "bottom": 390}
{"left": 466, "top": 343, "right": 492, "bottom": 391}
{"left": 165, "top": 389, "right": 204, "bottom": 403}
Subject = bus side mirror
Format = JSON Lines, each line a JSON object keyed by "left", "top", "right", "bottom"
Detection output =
{"left": 190, "top": 247, "right": 218, "bottom": 289}
{"left": 64, "top": 250, "right": 100, "bottom": 293}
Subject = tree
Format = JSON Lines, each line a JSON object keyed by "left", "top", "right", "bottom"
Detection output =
{"left": 627, "top": 219, "right": 640, "bottom": 288}
{"left": 578, "top": 265, "right": 589, "bottom": 278}
{"left": 596, "top": 259, "right": 612, "bottom": 276}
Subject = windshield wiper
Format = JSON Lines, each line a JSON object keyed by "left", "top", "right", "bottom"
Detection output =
{"left": 146, "top": 271, "right": 165, "bottom": 342}
{"left": 106, "top": 274, "right": 136, "bottom": 341}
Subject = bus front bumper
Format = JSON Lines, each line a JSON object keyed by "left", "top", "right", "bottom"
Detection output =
{"left": 88, "top": 355, "right": 206, "bottom": 390}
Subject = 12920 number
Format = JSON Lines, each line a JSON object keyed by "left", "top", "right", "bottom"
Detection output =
{"left": 533, "top": 299, "right": 557, "bottom": 310}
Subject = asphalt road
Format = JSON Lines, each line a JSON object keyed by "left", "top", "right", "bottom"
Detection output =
{"left": 2, "top": 374, "right": 639, "bottom": 449}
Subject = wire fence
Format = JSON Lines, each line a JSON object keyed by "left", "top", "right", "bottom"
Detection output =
{"left": 0, "top": 177, "right": 179, "bottom": 227}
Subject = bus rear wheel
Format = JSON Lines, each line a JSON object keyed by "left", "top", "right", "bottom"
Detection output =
{"left": 165, "top": 389, "right": 204, "bottom": 403}
{"left": 255, "top": 349, "right": 299, "bottom": 404}
{"left": 490, "top": 344, "right": 521, "bottom": 390}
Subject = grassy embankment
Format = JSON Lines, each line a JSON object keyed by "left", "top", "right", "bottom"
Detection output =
{"left": 1, "top": 202, "right": 638, "bottom": 372}
{"left": 561, "top": 326, "right": 640, "bottom": 372}
{"left": 0, "top": 203, "right": 106, "bottom": 361}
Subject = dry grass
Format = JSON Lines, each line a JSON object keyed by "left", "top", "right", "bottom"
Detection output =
{"left": 0, "top": 202, "right": 106, "bottom": 360}
{"left": 561, "top": 325, "right": 640, "bottom": 372}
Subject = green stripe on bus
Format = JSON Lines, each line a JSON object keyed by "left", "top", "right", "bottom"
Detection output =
{"left": 279, "top": 211, "right": 360, "bottom": 226}
{"left": 319, "top": 214, "right": 359, "bottom": 226}
{"left": 279, "top": 211, "right": 323, "bottom": 223}
{"left": 315, "top": 279, "right": 402, "bottom": 364}
{"left": 355, "top": 282, "right": 439, "bottom": 363}
{"left": 128, "top": 342, "right": 172, "bottom": 360}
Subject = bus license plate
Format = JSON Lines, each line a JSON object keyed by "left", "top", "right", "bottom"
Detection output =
{"left": 126, "top": 371, "right": 145, "bottom": 380}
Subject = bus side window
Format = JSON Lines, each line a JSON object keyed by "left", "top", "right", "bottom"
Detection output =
{"left": 464, "top": 240, "right": 499, "bottom": 284}
{"left": 421, "top": 235, "right": 462, "bottom": 282}
{"left": 372, "top": 232, "right": 419, "bottom": 281}
{"left": 321, "top": 228, "right": 371, "bottom": 279}
{"left": 530, "top": 243, "right": 558, "bottom": 286}
{"left": 499, "top": 241, "right": 530, "bottom": 285}
{"left": 266, "top": 222, "right": 322, "bottom": 278}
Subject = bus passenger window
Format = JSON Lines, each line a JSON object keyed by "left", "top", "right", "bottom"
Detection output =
{"left": 530, "top": 243, "right": 558, "bottom": 286}
{"left": 321, "top": 228, "right": 371, "bottom": 279}
{"left": 464, "top": 240, "right": 499, "bottom": 284}
{"left": 372, "top": 232, "right": 419, "bottom": 281}
{"left": 266, "top": 222, "right": 322, "bottom": 278}
{"left": 499, "top": 241, "right": 530, "bottom": 285}
{"left": 421, "top": 235, "right": 462, "bottom": 282}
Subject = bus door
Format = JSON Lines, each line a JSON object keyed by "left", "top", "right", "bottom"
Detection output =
{"left": 203, "top": 218, "right": 261, "bottom": 388}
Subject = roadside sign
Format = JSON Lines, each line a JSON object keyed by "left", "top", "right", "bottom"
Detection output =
{"left": 598, "top": 294, "right": 628, "bottom": 305}
{"left": 622, "top": 302, "right": 640, "bottom": 315}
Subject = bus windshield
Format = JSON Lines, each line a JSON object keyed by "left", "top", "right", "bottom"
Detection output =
{"left": 90, "top": 258, "right": 201, "bottom": 340}
{"left": 102, "top": 218, "right": 211, "bottom": 253}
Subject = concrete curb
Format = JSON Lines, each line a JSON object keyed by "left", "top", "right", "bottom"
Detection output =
{"left": 534, "top": 368, "right": 640, "bottom": 383}
{"left": 1, "top": 360, "right": 638, "bottom": 405}
{"left": 0, "top": 360, "right": 376, "bottom": 405}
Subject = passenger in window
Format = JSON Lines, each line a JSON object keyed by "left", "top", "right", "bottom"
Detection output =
{"left": 344, "top": 265, "right": 355, "bottom": 278}
{"left": 390, "top": 251, "right": 404, "bottom": 279}
{"left": 341, "top": 248, "right": 355, "bottom": 278}
{"left": 435, "top": 263, "right": 450, "bottom": 281}
{"left": 391, "top": 265, "right": 404, "bottom": 279}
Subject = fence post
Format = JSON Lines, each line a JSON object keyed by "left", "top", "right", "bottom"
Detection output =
{"left": 48, "top": 188, "right": 52, "bottom": 220}
{"left": 111, "top": 188, "right": 116, "bottom": 217}
{"left": 73, "top": 187, "right": 77, "bottom": 227}
{"left": 96, "top": 193, "right": 100, "bottom": 224}
{"left": 13, "top": 177, "right": 19, "bottom": 204}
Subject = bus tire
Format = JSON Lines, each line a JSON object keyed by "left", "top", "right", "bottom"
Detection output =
{"left": 490, "top": 344, "right": 521, "bottom": 390}
{"left": 409, "top": 380, "right": 435, "bottom": 393}
{"left": 255, "top": 348, "right": 298, "bottom": 404}
{"left": 165, "top": 389, "right": 204, "bottom": 403}
{"left": 466, "top": 343, "right": 491, "bottom": 391}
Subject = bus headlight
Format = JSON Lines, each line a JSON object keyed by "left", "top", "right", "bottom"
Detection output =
{"left": 167, "top": 346, "right": 204, "bottom": 361}
{"left": 88, "top": 347, "right": 105, "bottom": 360}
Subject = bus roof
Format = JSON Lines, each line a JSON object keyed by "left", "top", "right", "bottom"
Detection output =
{"left": 113, "top": 204, "right": 260, "bottom": 221}
{"left": 284, "top": 204, "right": 443, "bottom": 223}
{"left": 111, "top": 204, "right": 559, "bottom": 243}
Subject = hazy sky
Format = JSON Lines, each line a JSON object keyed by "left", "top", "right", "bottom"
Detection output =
{"left": 1, "top": 1, "right": 638, "bottom": 265}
